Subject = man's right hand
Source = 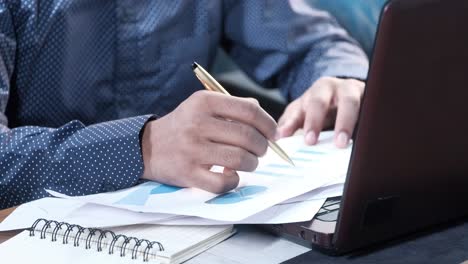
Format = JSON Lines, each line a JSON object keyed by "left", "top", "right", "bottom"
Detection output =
{"left": 140, "top": 91, "right": 277, "bottom": 193}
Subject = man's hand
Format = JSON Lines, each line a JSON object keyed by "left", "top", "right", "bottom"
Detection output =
{"left": 277, "top": 77, "right": 365, "bottom": 148}
{"left": 140, "top": 91, "right": 277, "bottom": 193}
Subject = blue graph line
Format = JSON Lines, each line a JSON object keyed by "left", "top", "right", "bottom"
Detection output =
{"left": 255, "top": 170, "right": 288, "bottom": 177}
{"left": 115, "top": 183, "right": 156, "bottom": 206}
{"left": 254, "top": 170, "right": 304, "bottom": 179}
{"left": 150, "top": 184, "right": 182, "bottom": 194}
{"left": 205, "top": 185, "right": 268, "bottom": 204}
{"left": 291, "top": 157, "right": 315, "bottom": 162}
{"left": 296, "top": 149, "right": 326, "bottom": 155}
{"left": 115, "top": 182, "right": 182, "bottom": 206}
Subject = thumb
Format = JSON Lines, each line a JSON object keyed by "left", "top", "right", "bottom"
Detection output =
{"left": 222, "top": 167, "right": 240, "bottom": 190}
{"left": 223, "top": 167, "right": 239, "bottom": 177}
{"left": 193, "top": 167, "right": 239, "bottom": 194}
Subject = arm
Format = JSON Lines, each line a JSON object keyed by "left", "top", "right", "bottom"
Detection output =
{"left": 0, "top": 4, "right": 149, "bottom": 209}
{"left": 0, "top": 1, "right": 14, "bottom": 133}
{"left": 1, "top": 117, "right": 152, "bottom": 208}
{"left": 222, "top": 0, "right": 369, "bottom": 146}
{"left": 222, "top": 0, "right": 368, "bottom": 101}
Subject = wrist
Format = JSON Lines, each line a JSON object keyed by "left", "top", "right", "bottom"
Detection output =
{"left": 140, "top": 118, "right": 158, "bottom": 180}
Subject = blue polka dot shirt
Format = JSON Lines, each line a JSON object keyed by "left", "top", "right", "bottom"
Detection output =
{"left": 0, "top": 0, "right": 368, "bottom": 209}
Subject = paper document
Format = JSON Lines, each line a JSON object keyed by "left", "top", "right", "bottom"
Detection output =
{"left": 48, "top": 132, "right": 351, "bottom": 222}
{"left": 0, "top": 198, "right": 177, "bottom": 231}
{"left": 0, "top": 180, "right": 344, "bottom": 232}
{"left": 0, "top": 198, "right": 84, "bottom": 231}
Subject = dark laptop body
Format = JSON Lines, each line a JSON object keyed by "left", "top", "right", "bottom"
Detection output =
{"left": 263, "top": 0, "right": 468, "bottom": 254}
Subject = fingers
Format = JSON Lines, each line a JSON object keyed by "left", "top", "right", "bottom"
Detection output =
{"left": 141, "top": 91, "right": 263, "bottom": 195}
{"left": 142, "top": 78, "right": 366, "bottom": 195}
{"left": 203, "top": 117, "right": 269, "bottom": 157}
{"left": 277, "top": 100, "right": 304, "bottom": 139}
{"left": 334, "top": 80, "right": 365, "bottom": 148}
{"left": 200, "top": 92, "right": 277, "bottom": 140}
{"left": 279, "top": 78, "right": 364, "bottom": 148}
{"left": 198, "top": 141, "right": 259, "bottom": 172}
{"left": 191, "top": 167, "right": 240, "bottom": 194}
{"left": 302, "top": 80, "right": 334, "bottom": 145}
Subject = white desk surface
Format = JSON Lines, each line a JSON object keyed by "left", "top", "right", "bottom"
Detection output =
{"left": 188, "top": 226, "right": 309, "bottom": 264}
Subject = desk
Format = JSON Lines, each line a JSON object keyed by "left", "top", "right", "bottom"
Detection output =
{"left": 3, "top": 207, "right": 468, "bottom": 264}
{"left": 0, "top": 207, "right": 309, "bottom": 264}
{"left": 285, "top": 220, "right": 468, "bottom": 264}
{"left": 0, "top": 208, "right": 20, "bottom": 244}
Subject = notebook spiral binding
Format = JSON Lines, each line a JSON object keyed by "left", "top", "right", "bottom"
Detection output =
{"left": 28, "top": 218, "right": 164, "bottom": 262}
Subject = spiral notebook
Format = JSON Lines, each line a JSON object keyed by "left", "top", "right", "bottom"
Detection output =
{"left": 0, "top": 219, "right": 235, "bottom": 264}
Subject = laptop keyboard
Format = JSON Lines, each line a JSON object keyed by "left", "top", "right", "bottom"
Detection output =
{"left": 314, "top": 196, "right": 342, "bottom": 222}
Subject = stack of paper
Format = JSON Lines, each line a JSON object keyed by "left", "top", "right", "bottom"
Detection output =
{"left": 0, "top": 131, "right": 350, "bottom": 231}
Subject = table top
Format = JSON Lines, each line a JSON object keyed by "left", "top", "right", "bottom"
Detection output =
{"left": 0, "top": 208, "right": 14, "bottom": 222}
{"left": 0, "top": 208, "right": 20, "bottom": 244}
{"left": 0, "top": 207, "right": 309, "bottom": 264}
{"left": 7, "top": 202, "right": 468, "bottom": 264}
{"left": 4, "top": 206, "right": 468, "bottom": 264}
{"left": 285, "top": 219, "right": 468, "bottom": 264}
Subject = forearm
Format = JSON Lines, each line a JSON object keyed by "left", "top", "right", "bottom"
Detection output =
{"left": 0, "top": 115, "right": 152, "bottom": 208}
{"left": 279, "top": 37, "right": 369, "bottom": 101}
{"left": 222, "top": 0, "right": 369, "bottom": 101}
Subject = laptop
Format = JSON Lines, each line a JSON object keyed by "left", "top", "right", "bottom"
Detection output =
{"left": 263, "top": 0, "right": 468, "bottom": 254}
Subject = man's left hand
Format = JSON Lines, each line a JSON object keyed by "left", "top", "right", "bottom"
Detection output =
{"left": 277, "top": 77, "right": 365, "bottom": 148}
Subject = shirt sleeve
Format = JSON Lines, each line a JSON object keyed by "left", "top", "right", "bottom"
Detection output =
{"left": 0, "top": 116, "right": 152, "bottom": 209}
{"left": 222, "top": 0, "right": 369, "bottom": 101}
{"left": 0, "top": 1, "right": 14, "bottom": 132}
{"left": 0, "top": 3, "right": 153, "bottom": 209}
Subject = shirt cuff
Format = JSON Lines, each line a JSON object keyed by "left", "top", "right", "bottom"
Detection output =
{"left": 70, "top": 115, "right": 155, "bottom": 193}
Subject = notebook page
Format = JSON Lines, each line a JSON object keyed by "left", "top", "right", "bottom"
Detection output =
{"left": 0, "top": 230, "right": 133, "bottom": 264}
{"left": 110, "top": 225, "right": 233, "bottom": 259}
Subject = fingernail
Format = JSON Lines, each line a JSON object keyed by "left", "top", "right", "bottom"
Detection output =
{"left": 305, "top": 131, "right": 317, "bottom": 145}
{"left": 336, "top": 132, "right": 349, "bottom": 148}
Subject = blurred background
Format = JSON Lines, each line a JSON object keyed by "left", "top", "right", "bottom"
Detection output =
{"left": 308, "top": 0, "right": 387, "bottom": 57}
{"left": 214, "top": 0, "right": 387, "bottom": 120}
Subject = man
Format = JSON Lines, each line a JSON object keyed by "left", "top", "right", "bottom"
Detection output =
{"left": 0, "top": 1, "right": 368, "bottom": 209}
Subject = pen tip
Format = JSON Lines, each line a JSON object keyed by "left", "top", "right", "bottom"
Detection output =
{"left": 191, "top": 62, "right": 199, "bottom": 70}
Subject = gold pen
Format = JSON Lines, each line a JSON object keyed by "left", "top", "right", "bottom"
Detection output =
{"left": 191, "top": 62, "right": 295, "bottom": 166}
